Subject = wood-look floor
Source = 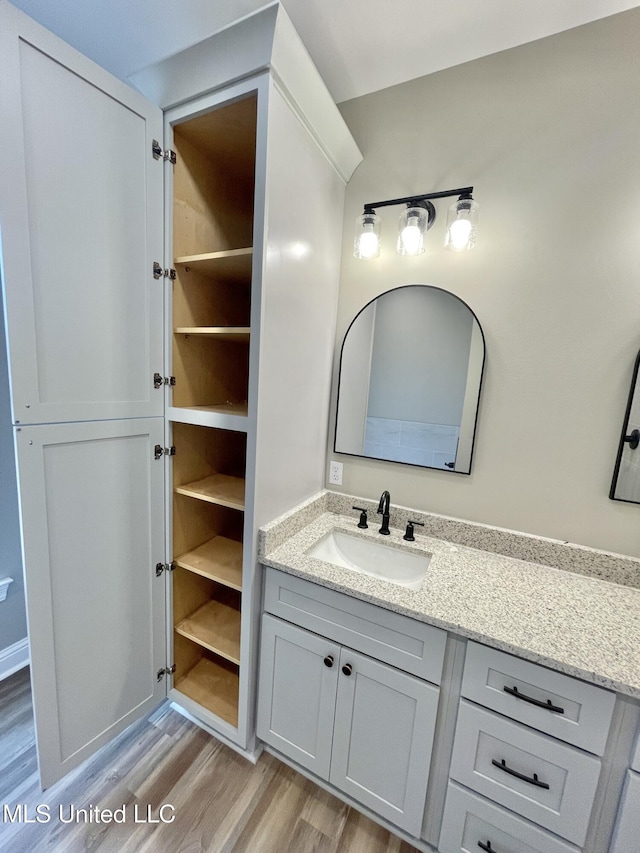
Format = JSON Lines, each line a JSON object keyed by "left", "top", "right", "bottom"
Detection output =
{"left": 0, "top": 668, "right": 421, "bottom": 853}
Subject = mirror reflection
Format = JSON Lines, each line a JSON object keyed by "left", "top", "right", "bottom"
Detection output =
{"left": 610, "top": 349, "right": 640, "bottom": 503}
{"left": 334, "top": 285, "right": 485, "bottom": 473}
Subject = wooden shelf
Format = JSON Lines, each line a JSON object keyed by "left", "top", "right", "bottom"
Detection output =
{"left": 174, "top": 402, "right": 248, "bottom": 418}
{"left": 175, "top": 474, "right": 245, "bottom": 511}
{"left": 174, "top": 657, "right": 239, "bottom": 728}
{"left": 175, "top": 327, "right": 250, "bottom": 343}
{"left": 175, "top": 599, "right": 241, "bottom": 664}
{"left": 174, "top": 249, "right": 252, "bottom": 282}
{"left": 175, "top": 536, "right": 242, "bottom": 591}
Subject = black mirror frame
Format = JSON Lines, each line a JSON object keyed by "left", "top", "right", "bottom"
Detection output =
{"left": 333, "top": 284, "right": 486, "bottom": 474}
{"left": 610, "top": 348, "right": 640, "bottom": 503}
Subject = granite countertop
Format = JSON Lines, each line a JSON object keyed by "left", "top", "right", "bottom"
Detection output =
{"left": 259, "top": 492, "right": 640, "bottom": 699}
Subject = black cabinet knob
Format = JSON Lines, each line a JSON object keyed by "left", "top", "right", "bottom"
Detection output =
{"left": 324, "top": 655, "right": 334, "bottom": 668}
{"left": 342, "top": 663, "right": 352, "bottom": 676}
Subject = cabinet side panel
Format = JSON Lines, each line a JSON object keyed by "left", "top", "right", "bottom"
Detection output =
{"left": 15, "top": 419, "right": 166, "bottom": 788}
{"left": 253, "top": 83, "right": 345, "bottom": 529}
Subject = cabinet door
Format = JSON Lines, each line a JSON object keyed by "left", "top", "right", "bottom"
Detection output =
{"left": 15, "top": 419, "right": 166, "bottom": 788}
{"left": 330, "top": 648, "right": 439, "bottom": 837}
{"left": 257, "top": 615, "right": 339, "bottom": 779}
{"left": 0, "top": 2, "right": 163, "bottom": 425}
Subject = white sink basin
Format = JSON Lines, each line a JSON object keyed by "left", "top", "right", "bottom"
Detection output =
{"left": 306, "top": 529, "right": 430, "bottom": 590}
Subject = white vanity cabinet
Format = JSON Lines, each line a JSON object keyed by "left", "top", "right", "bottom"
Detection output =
{"left": 257, "top": 568, "right": 444, "bottom": 837}
{"left": 0, "top": 0, "right": 360, "bottom": 789}
{"left": 441, "top": 642, "right": 616, "bottom": 852}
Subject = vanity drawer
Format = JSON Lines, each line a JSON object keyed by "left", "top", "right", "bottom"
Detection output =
{"left": 449, "top": 700, "right": 601, "bottom": 846}
{"left": 462, "top": 641, "right": 615, "bottom": 754}
{"left": 263, "top": 568, "right": 446, "bottom": 683}
{"left": 439, "top": 782, "right": 580, "bottom": 853}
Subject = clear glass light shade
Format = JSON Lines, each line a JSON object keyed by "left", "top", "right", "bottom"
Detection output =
{"left": 444, "top": 196, "right": 479, "bottom": 251}
{"left": 397, "top": 206, "right": 427, "bottom": 256}
{"left": 354, "top": 211, "right": 381, "bottom": 259}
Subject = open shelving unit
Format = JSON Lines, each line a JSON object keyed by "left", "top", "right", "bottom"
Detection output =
{"left": 168, "top": 94, "right": 257, "bottom": 730}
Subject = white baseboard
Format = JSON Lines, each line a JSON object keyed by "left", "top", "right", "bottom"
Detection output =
{"left": 0, "top": 637, "right": 29, "bottom": 681}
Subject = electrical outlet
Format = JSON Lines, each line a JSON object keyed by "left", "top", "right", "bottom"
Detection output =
{"left": 329, "top": 460, "right": 343, "bottom": 485}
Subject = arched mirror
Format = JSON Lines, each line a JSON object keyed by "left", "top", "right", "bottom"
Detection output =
{"left": 334, "top": 285, "right": 485, "bottom": 473}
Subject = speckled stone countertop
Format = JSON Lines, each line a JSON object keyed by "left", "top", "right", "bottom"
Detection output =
{"left": 258, "top": 491, "right": 640, "bottom": 699}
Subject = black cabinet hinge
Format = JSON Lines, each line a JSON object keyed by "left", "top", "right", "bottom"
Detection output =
{"left": 157, "top": 664, "right": 176, "bottom": 682}
{"left": 155, "top": 561, "right": 177, "bottom": 577}
{"left": 152, "top": 140, "right": 177, "bottom": 164}
{"left": 154, "top": 445, "right": 176, "bottom": 460}
{"left": 153, "top": 262, "right": 176, "bottom": 280}
{"left": 153, "top": 373, "right": 176, "bottom": 389}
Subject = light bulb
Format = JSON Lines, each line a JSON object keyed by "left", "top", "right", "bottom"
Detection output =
{"left": 400, "top": 217, "right": 423, "bottom": 255}
{"left": 357, "top": 228, "right": 380, "bottom": 259}
{"left": 354, "top": 211, "right": 380, "bottom": 259}
{"left": 397, "top": 206, "right": 427, "bottom": 256}
{"left": 448, "top": 218, "right": 472, "bottom": 250}
{"left": 444, "top": 195, "right": 479, "bottom": 251}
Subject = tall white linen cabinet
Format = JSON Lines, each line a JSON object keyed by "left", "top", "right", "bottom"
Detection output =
{"left": 0, "top": 0, "right": 361, "bottom": 788}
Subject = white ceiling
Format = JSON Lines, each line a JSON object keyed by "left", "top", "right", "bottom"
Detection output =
{"left": 9, "top": 0, "right": 640, "bottom": 103}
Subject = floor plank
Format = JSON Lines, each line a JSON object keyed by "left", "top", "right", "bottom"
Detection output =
{"left": 0, "top": 669, "right": 422, "bottom": 853}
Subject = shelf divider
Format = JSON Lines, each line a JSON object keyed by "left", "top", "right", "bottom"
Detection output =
{"left": 175, "top": 327, "right": 250, "bottom": 342}
{"left": 174, "top": 248, "right": 252, "bottom": 282}
{"left": 174, "top": 657, "right": 239, "bottom": 728}
{"left": 175, "top": 536, "right": 243, "bottom": 590}
{"left": 175, "top": 599, "right": 241, "bottom": 664}
{"left": 175, "top": 474, "right": 245, "bottom": 511}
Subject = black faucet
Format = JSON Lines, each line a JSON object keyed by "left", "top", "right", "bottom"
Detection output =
{"left": 377, "top": 490, "right": 391, "bottom": 535}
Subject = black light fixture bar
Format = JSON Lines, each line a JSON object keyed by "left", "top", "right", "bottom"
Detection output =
{"left": 364, "top": 186, "right": 474, "bottom": 212}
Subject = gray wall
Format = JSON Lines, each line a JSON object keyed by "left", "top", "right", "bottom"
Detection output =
{"left": 367, "top": 287, "right": 472, "bottom": 424}
{"left": 0, "top": 285, "right": 27, "bottom": 651}
{"left": 329, "top": 8, "right": 640, "bottom": 556}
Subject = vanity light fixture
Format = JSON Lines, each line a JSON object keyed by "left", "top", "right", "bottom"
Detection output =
{"left": 354, "top": 186, "right": 478, "bottom": 259}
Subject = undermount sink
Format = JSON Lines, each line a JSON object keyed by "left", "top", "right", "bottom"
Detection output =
{"left": 306, "top": 529, "right": 430, "bottom": 590}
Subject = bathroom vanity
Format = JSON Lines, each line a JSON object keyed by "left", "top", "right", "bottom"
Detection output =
{"left": 257, "top": 491, "right": 640, "bottom": 853}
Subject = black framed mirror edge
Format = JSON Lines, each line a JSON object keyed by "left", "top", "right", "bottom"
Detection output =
{"left": 333, "top": 284, "right": 486, "bottom": 475}
{"left": 610, "top": 347, "right": 640, "bottom": 503}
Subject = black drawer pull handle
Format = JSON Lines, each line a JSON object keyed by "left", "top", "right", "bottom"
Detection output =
{"left": 503, "top": 685, "right": 565, "bottom": 715}
{"left": 491, "top": 758, "right": 550, "bottom": 790}
{"left": 478, "top": 842, "right": 495, "bottom": 852}
{"left": 342, "top": 663, "right": 352, "bottom": 676}
{"left": 324, "top": 655, "right": 334, "bottom": 668}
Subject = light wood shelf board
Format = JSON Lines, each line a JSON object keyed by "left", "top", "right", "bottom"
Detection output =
{"left": 174, "top": 657, "right": 239, "bottom": 728}
{"left": 175, "top": 599, "right": 241, "bottom": 664}
{"left": 174, "top": 249, "right": 252, "bottom": 282}
{"left": 175, "top": 474, "right": 245, "bottom": 511}
{"left": 175, "top": 536, "right": 243, "bottom": 590}
{"left": 175, "top": 327, "right": 250, "bottom": 342}
{"left": 168, "top": 405, "right": 249, "bottom": 431}
{"left": 175, "top": 248, "right": 252, "bottom": 263}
